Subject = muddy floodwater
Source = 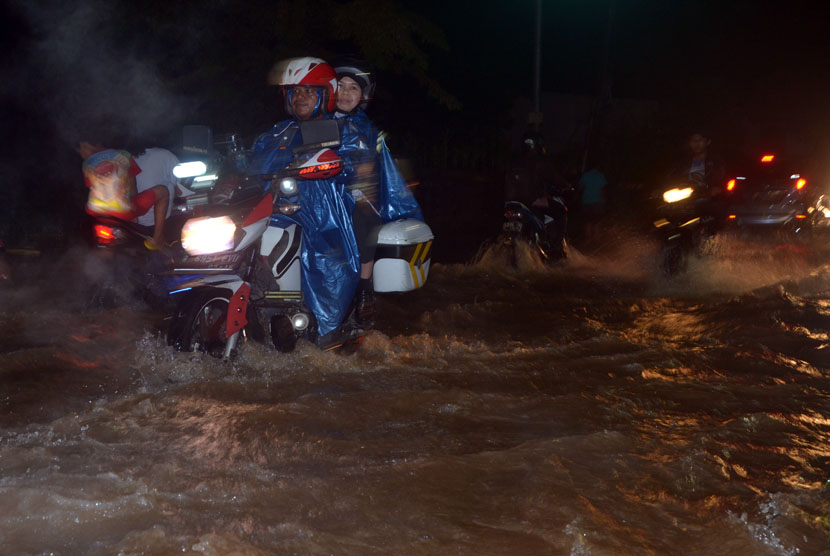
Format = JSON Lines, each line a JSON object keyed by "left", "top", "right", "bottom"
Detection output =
{"left": 0, "top": 235, "right": 828, "bottom": 555}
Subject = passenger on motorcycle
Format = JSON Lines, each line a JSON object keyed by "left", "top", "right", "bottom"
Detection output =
{"left": 250, "top": 57, "right": 361, "bottom": 339}
{"left": 332, "top": 59, "right": 383, "bottom": 324}
{"left": 331, "top": 57, "right": 424, "bottom": 324}
{"left": 78, "top": 142, "right": 172, "bottom": 250}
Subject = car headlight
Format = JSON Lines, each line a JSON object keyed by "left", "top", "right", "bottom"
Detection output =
{"left": 173, "top": 161, "right": 208, "bottom": 179}
{"left": 181, "top": 216, "right": 237, "bottom": 255}
{"left": 663, "top": 187, "right": 694, "bottom": 203}
{"left": 279, "top": 177, "right": 298, "bottom": 196}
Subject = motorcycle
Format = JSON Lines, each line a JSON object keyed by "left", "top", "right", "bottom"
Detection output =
{"left": 165, "top": 121, "right": 434, "bottom": 357}
{"left": 651, "top": 179, "right": 720, "bottom": 275}
{"left": 82, "top": 127, "right": 246, "bottom": 309}
{"left": 498, "top": 194, "right": 569, "bottom": 264}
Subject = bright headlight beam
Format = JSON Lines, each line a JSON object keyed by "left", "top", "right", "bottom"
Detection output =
{"left": 181, "top": 216, "right": 236, "bottom": 255}
{"left": 173, "top": 161, "right": 208, "bottom": 179}
{"left": 663, "top": 187, "right": 694, "bottom": 203}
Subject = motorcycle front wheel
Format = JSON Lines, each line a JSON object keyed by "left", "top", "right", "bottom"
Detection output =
{"left": 168, "top": 289, "right": 234, "bottom": 357}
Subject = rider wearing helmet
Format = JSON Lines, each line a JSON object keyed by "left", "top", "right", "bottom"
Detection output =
{"left": 251, "top": 57, "right": 339, "bottom": 173}
{"left": 331, "top": 57, "right": 423, "bottom": 325}
{"left": 332, "top": 58, "right": 383, "bottom": 324}
{"left": 250, "top": 57, "right": 361, "bottom": 342}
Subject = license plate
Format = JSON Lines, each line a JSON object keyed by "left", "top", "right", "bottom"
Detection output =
{"left": 503, "top": 221, "right": 522, "bottom": 232}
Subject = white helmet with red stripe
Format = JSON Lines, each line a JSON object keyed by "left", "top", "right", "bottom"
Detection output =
{"left": 269, "top": 57, "right": 338, "bottom": 117}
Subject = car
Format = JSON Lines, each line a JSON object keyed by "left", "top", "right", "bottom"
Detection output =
{"left": 722, "top": 153, "right": 819, "bottom": 240}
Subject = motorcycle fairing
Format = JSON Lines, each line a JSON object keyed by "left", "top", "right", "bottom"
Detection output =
{"left": 234, "top": 195, "right": 273, "bottom": 253}
{"left": 261, "top": 217, "right": 302, "bottom": 288}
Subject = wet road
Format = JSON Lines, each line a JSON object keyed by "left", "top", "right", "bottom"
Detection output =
{"left": 0, "top": 235, "right": 828, "bottom": 555}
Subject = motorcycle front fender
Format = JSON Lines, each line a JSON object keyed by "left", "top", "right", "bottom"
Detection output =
{"left": 225, "top": 282, "right": 251, "bottom": 338}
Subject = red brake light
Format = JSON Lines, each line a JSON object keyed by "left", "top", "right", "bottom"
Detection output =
{"left": 728, "top": 214, "right": 737, "bottom": 220}
{"left": 94, "top": 225, "right": 114, "bottom": 239}
{"left": 761, "top": 154, "right": 775, "bottom": 163}
{"left": 795, "top": 214, "right": 807, "bottom": 219}
{"left": 94, "top": 225, "right": 116, "bottom": 245}
{"left": 297, "top": 160, "right": 343, "bottom": 179}
{"left": 726, "top": 179, "right": 736, "bottom": 191}
{"left": 795, "top": 178, "right": 806, "bottom": 190}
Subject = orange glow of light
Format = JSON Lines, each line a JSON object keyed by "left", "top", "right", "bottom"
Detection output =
{"left": 728, "top": 214, "right": 737, "bottom": 219}
{"left": 94, "top": 225, "right": 114, "bottom": 239}
{"left": 761, "top": 154, "right": 775, "bottom": 163}
{"left": 796, "top": 178, "right": 806, "bottom": 189}
{"left": 726, "top": 179, "right": 736, "bottom": 191}
{"left": 795, "top": 214, "right": 807, "bottom": 219}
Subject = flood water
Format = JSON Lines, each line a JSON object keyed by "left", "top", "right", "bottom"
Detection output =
{"left": 0, "top": 233, "right": 828, "bottom": 555}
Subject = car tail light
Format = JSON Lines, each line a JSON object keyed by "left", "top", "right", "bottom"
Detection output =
{"left": 795, "top": 178, "right": 806, "bottom": 190}
{"left": 761, "top": 154, "right": 775, "bottom": 163}
{"left": 726, "top": 179, "right": 736, "bottom": 191}
{"left": 727, "top": 214, "right": 737, "bottom": 220}
{"left": 795, "top": 214, "right": 807, "bottom": 219}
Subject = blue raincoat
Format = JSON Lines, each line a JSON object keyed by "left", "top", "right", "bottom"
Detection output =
{"left": 248, "top": 113, "right": 424, "bottom": 337}
{"left": 332, "top": 110, "right": 423, "bottom": 222}
{"left": 249, "top": 120, "right": 360, "bottom": 336}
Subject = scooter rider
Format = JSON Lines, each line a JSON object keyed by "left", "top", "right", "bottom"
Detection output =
{"left": 505, "top": 131, "right": 570, "bottom": 249}
{"left": 133, "top": 147, "right": 180, "bottom": 247}
{"left": 673, "top": 129, "right": 725, "bottom": 190}
{"left": 249, "top": 57, "right": 361, "bottom": 341}
{"left": 78, "top": 142, "right": 172, "bottom": 250}
{"left": 331, "top": 57, "right": 423, "bottom": 324}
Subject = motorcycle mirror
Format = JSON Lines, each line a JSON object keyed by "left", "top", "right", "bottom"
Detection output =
{"left": 182, "top": 125, "right": 213, "bottom": 156}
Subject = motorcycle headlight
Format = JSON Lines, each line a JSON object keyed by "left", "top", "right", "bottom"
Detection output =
{"left": 181, "top": 216, "right": 237, "bottom": 255}
{"left": 173, "top": 161, "right": 208, "bottom": 179}
{"left": 663, "top": 187, "right": 694, "bottom": 204}
{"left": 279, "top": 177, "right": 298, "bottom": 196}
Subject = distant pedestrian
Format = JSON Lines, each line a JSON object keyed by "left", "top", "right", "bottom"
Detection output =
{"left": 577, "top": 165, "right": 608, "bottom": 246}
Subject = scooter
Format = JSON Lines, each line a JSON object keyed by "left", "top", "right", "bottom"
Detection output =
{"left": 166, "top": 121, "right": 434, "bottom": 357}
{"left": 498, "top": 194, "right": 568, "bottom": 264}
{"left": 83, "top": 187, "right": 211, "bottom": 310}
{"left": 83, "top": 128, "right": 244, "bottom": 310}
{"left": 651, "top": 180, "right": 719, "bottom": 275}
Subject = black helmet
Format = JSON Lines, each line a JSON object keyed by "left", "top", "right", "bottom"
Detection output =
{"left": 333, "top": 56, "right": 376, "bottom": 109}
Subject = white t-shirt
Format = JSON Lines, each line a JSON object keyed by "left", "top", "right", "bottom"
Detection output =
{"left": 134, "top": 148, "right": 180, "bottom": 226}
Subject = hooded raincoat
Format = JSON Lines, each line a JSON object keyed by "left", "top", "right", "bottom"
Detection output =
{"left": 250, "top": 120, "right": 360, "bottom": 337}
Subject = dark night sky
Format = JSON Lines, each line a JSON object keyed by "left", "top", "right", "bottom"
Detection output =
{"left": 422, "top": 1, "right": 830, "bottom": 126}
{"left": 2, "top": 0, "right": 830, "bottom": 242}
{"left": 3, "top": 1, "right": 829, "bottom": 147}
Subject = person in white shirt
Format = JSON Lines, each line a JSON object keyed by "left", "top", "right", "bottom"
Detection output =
{"left": 133, "top": 147, "right": 180, "bottom": 249}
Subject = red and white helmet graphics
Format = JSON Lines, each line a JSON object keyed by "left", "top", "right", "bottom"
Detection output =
{"left": 269, "top": 57, "right": 338, "bottom": 114}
